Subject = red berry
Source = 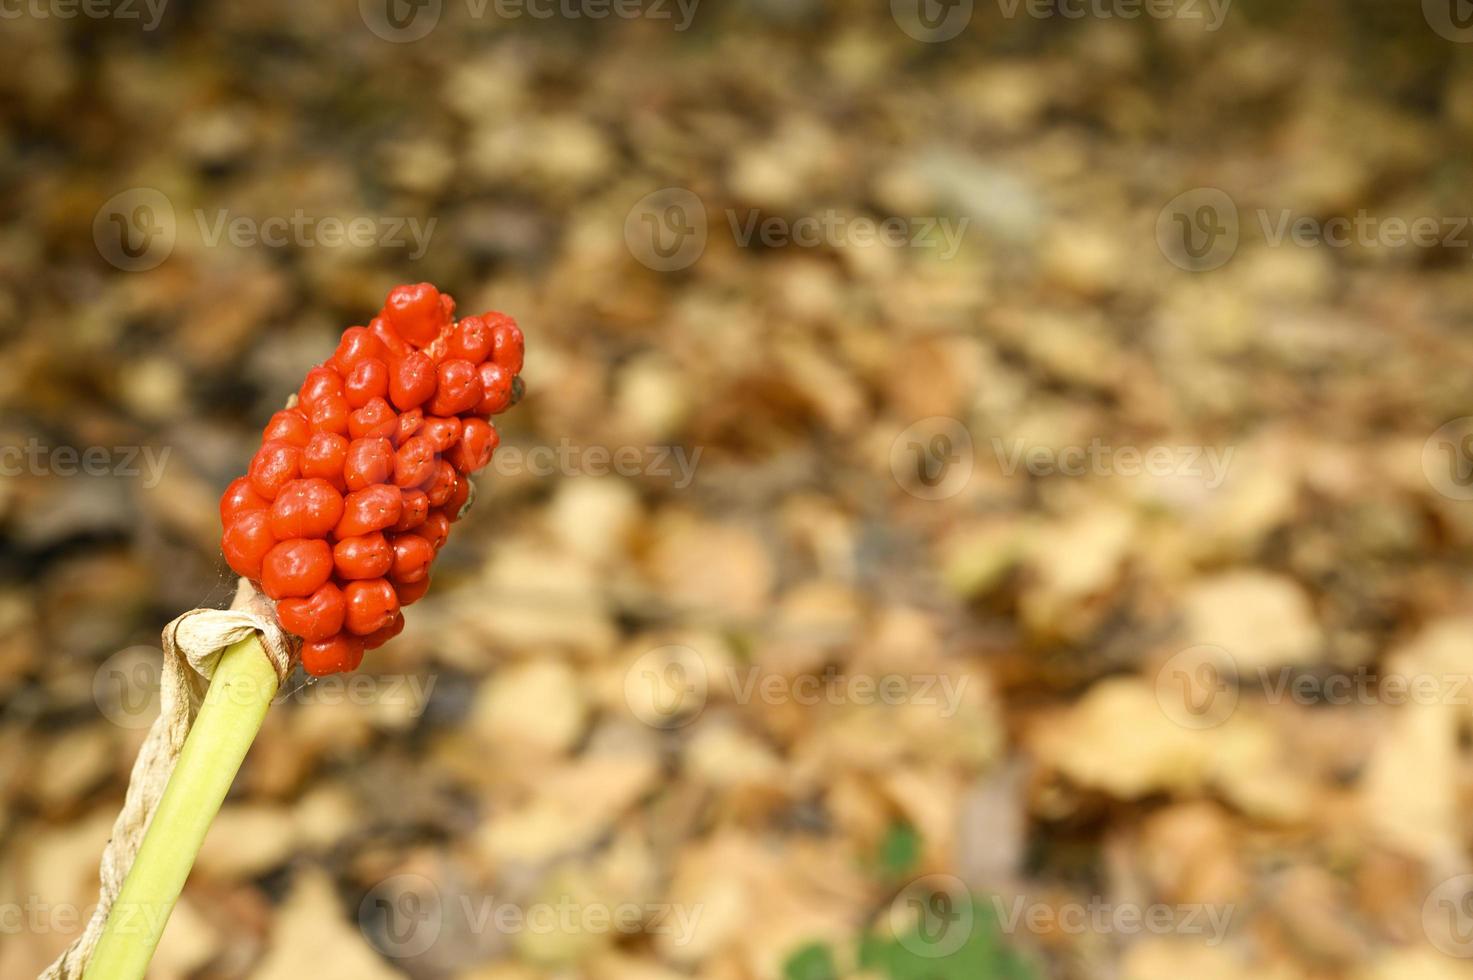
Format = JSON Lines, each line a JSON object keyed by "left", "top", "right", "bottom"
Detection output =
{"left": 333, "top": 532, "right": 393, "bottom": 580}
{"left": 260, "top": 538, "right": 333, "bottom": 599}
{"left": 362, "top": 611, "right": 405, "bottom": 650}
{"left": 223, "top": 510, "right": 276, "bottom": 579}
{"left": 343, "top": 578, "right": 400, "bottom": 636}
{"left": 445, "top": 471, "right": 471, "bottom": 520}
{"left": 385, "top": 283, "right": 448, "bottom": 347}
{"left": 276, "top": 582, "right": 346, "bottom": 642}
{"left": 424, "top": 460, "right": 457, "bottom": 507}
{"left": 396, "top": 576, "right": 431, "bottom": 606}
{"left": 335, "top": 484, "right": 403, "bottom": 538}
{"left": 301, "top": 432, "right": 350, "bottom": 490}
{"left": 421, "top": 510, "right": 451, "bottom": 551}
{"left": 248, "top": 441, "right": 302, "bottom": 500}
{"left": 393, "top": 489, "right": 429, "bottom": 531}
{"left": 394, "top": 435, "right": 437, "bottom": 489}
{"left": 332, "top": 326, "right": 386, "bottom": 374}
{"left": 307, "top": 393, "right": 350, "bottom": 435}
{"left": 422, "top": 416, "right": 461, "bottom": 453}
{"left": 301, "top": 633, "right": 364, "bottom": 676}
{"left": 429, "top": 359, "right": 483, "bottom": 416}
{"left": 343, "top": 358, "right": 390, "bottom": 409}
{"left": 221, "top": 476, "right": 269, "bottom": 524}
{"left": 424, "top": 333, "right": 452, "bottom": 366}
{"left": 394, "top": 408, "right": 424, "bottom": 446}
{"left": 450, "top": 315, "right": 494, "bottom": 363}
{"left": 219, "top": 285, "right": 527, "bottom": 675}
{"left": 450, "top": 418, "right": 498, "bottom": 472}
{"left": 344, "top": 437, "right": 394, "bottom": 491}
{"left": 389, "top": 533, "right": 434, "bottom": 584}
{"left": 268, "top": 478, "right": 345, "bottom": 539}
{"left": 389, "top": 351, "right": 437, "bottom": 411}
{"left": 298, "top": 366, "right": 344, "bottom": 406}
{"left": 347, "top": 396, "right": 398, "bottom": 440}
{"left": 487, "top": 313, "right": 524, "bottom": 375}
{"left": 262, "top": 409, "right": 311, "bottom": 447}
{"left": 474, "top": 361, "right": 514, "bottom": 416}
{"left": 368, "top": 316, "right": 410, "bottom": 362}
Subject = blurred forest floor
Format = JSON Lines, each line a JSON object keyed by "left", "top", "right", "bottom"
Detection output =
{"left": 5, "top": 1, "right": 1473, "bottom": 978}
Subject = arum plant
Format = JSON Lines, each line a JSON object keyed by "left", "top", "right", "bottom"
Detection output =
{"left": 60, "top": 284, "right": 525, "bottom": 980}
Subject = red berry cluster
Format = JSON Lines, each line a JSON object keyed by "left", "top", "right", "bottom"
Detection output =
{"left": 220, "top": 284, "right": 524, "bottom": 676}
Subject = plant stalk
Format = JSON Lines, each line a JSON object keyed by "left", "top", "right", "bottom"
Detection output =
{"left": 82, "top": 634, "right": 279, "bottom": 980}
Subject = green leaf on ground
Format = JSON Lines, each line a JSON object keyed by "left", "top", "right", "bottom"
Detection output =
{"left": 859, "top": 898, "right": 1038, "bottom": 980}
{"left": 877, "top": 821, "right": 922, "bottom": 879}
{"left": 783, "top": 942, "right": 839, "bottom": 980}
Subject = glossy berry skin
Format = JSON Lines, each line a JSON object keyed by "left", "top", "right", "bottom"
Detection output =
{"left": 301, "top": 633, "right": 364, "bottom": 675}
{"left": 422, "top": 416, "right": 461, "bottom": 453}
{"left": 428, "top": 359, "right": 482, "bottom": 416}
{"left": 332, "top": 326, "right": 386, "bottom": 374}
{"left": 276, "top": 583, "right": 345, "bottom": 642}
{"left": 349, "top": 396, "right": 398, "bottom": 440}
{"left": 389, "top": 533, "right": 433, "bottom": 583}
{"left": 343, "top": 578, "right": 400, "bottom": 636}
{"left": 393, "top": 489, "right": 429, "bottom": 531}
{"left": 221, "top": 477, "right": 269, "bottom": 524}
{"left": 299, "top": 366, "right": 344, "bottom": 406}
{"left": 221, "top": 285, "right": 524, "bottom": 674}
{"left": 474, "top": 362, "right": 513, "bottom": 417}
{"left": 362, "top": 611, "right": 405, "bottom": 650}
{"left": 344, "top": 437, "right": 394, "bottom": 491}
{"left": 394, "top": 408, "right": 424, "bottom": 446}
{"left": 487, "top": 314, "right": 524, "bottom": 375}
{"left": 453, "top": 419, "right": 498, "bottom": 472}
{"left": 267, "top": 479, "right": 344, "bottom": 540}
{"left": 301, "top": 432, "right": 350, "bottom": 490}
{"left": 423, "top": 461, "right": 457, "bottom": 507}
{"left": 367, "top": 316, "right": 409, "bottom": 360}
{"left": 307, "top": 393, "right": 350, "bottom": 436}
{"left": 335, "top": 484, "right": 403, "bottom": 538}
{"left": 390, "top": 351, "right": 437, "bottom": 411}
{"left": 333, "top": 532, "right": 393, "bottom": 580}
{"left": 223, "top": 510, "right": 276, "bottom": 579}
{"left": 445, "top": 471, "right": 471, "bottom": 519}
{"left": 385, "top": 283, "right": 448, "bottom": 347}
{"left": 260, "top": 538, "right": 333, "bottom": 600}
{"left": 450, "top": 315, "right": 493, "bottom": 363}
{"left": 263, "top": 409, "right": 311, "bottom": 447}
{"left": 395, "top": 576, "right": 431, "bottom": 606}
{"left": 248, "top": 442, "right": 302, "bottom": 500}
{"left": 344, "top": 358, "right": 390, "bottom": 409}
{"left": 394, "top": 436, "right": 437, "bottom": 489}
{"left": 420, "top": 511, "right": 450, "bottom": 551}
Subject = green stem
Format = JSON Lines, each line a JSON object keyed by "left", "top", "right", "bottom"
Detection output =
{"left": 83, "top": 634, "right": 280, "bottom": 980}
